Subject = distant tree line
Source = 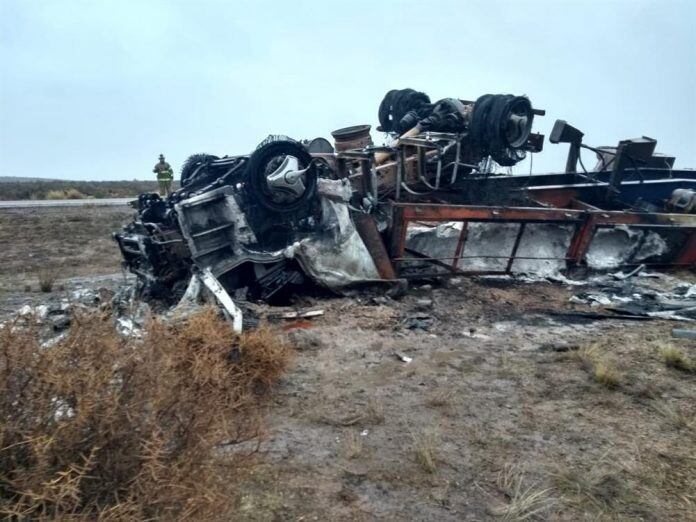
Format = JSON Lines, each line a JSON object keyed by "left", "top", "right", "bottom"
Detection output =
{"left": 0, "top": 180, "right": 180, "bottom": 200}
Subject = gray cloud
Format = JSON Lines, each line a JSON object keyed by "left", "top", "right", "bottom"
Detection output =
{"left": 1, "top": 0, "right": 694, "bottom": 180}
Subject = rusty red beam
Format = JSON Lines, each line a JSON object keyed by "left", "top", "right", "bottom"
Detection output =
{"left": 352, "top": 211, "right": 397, "bottom": 279}
{"left": 393, "top": 202, "right": 696, "bottom": 227}
{"left": 394, "top": 255, "right": 572, "bottom": 261}
{"left": 676, "top": 233, "right": 696, "bottom": 266}
{"left": 395, "top": 203, "right": 584, "bottom": 223}
{"left": 567, "top": 214, "right": 598, "bottom": 265}
{"left": 525, "top": 187, "right": 581, "bottom": 208}
{"left": 389, "top": 205, "right": 409, "bottom": 260}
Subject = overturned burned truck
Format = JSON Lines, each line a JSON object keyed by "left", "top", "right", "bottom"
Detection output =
{"left": 115, "top": 89, "right": 696, "bottom": 327}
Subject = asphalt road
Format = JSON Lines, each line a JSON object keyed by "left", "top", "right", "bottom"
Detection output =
{"left": 0, "top": 198, "right": 134, "bottom": 208}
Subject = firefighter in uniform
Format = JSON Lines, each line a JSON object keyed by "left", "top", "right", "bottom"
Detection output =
{"left": 153, "top": 154, "right": 174, "bottom": 196}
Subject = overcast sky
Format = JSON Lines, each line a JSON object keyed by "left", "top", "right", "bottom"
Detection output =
{"left": 1, "top": 0, "right": 694, "bottom": 181}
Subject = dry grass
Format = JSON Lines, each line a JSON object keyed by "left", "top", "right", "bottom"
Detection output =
{"left": 661, "top": 345, "right": 694, "bottom": 372}
{"left": 315, "top": 396, "right": 385, "bottom": 427}
{"left": 577, "top": 345, "right": 621, "bottom": 388}
{"left": 411, "top": 428, "right": 439, "bottom": 474}
{"left": 425, "top": 388, "right": 454, "bottom": 408}
{"left": 552, "top": 453, "right": 629, "bottom": 514}
{"left": 653, "top": 402, "right": 696, "bottom": 431}
{"left": 551, "top": 447, "right": 696, "bottom": 519}
{"left": 45, "top": 188, "right": 87, "bottom": 200}
{"left": 494, "top": 464, "right": 556, "bottom": 520}
{"left": 341, "top": 430, "right": 363, "bottom": 460}
{"left": 593, "top": 360, "right": 621, "bottom": 388}
{"left": 37, "top": 269, "right": 58, "bottom": 293}
{"left": 0, "top": 308, "right": 291, "bottom": 519}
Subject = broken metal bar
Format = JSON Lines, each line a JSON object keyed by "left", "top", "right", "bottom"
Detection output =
{"left": 359, "top": 160, "right": 372, "bottom": 198}
{"left": 416, "top": 147, "right": 438, "bottom": 190}
{"left": 450, "top": 140, "right": 463, "bottom": 184}
{"left": 395, "top": 147, "right": 405, "bottom": 201}
{"left": 149, "top": 238, "right": 185, "bottom": 245}
{"left": 434, "top": 145, "right": 443, "bottom": 189}
{"left": 612, "top": 264, "right": 646, "bottom": 280}
{"left": 451, "top": 221, "right": 469, "bottom": 272}
{"left": 191, "top": 223, "right": 234, "bottom": 238}
{"left": 400, "top": 181, "right": 431, "bottom": 196}
{"left": 271, "top": 310, "right": 325, "bottom": 320}
{"left": 404, "top": 247, "right": 457, "bottom": 272}
{"left": 506, "top": 222, "right": 527, "bottom": 273}
{"left": 389, "top": 205, "right": 408, "bottom": 262}
{"left": 549, "top": 311, "right": 652, "bottom": 321}
{"left": 352, "top": 212, "right": 397, "bottom": 280}
{"left": 566, "top": 213, "right": 598, "bottom": 266}
{"left": 401, "top": 270, "right": 508, "bottom": 279}
{"left": 199, "top": 267, "right": 243, "bottom": 333}
{"left": 337, "top": 150, "right": 376, "bottom": 159}
{"left": 569, "top": 199, "right": 601, "bottom": 211}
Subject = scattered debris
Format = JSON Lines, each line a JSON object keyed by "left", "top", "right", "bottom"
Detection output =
{"left": 415, "top": 298, "right": 433, "bottom": 310}
{"left": 50, "top": 315, "right": 70, "bottom": 331}
{"left": 671, "top": 328, "right": 696, "bottom": 340}
{"left": 550, "top": 311, "right": 652, "bottom": 322}
{"left": 462, "top": 328, "right": 489, "bottom": 339}
{"left": 402, "top": 313, "right": 434, "bottom": 331}
{"left": 394, "top": 352, "right": 413, "bottom": 363}
{"left": 568, "top": 275, "right": 696, "bottom": 321}
{"left": 612, "top": 264, "right": 646, "bottom": 280}
{"left": 276, "top": 309, "right": 325, "bottom": 320}
{"left": 199, "top": 267, "right": 243, "bottom": 333}
{"left": 538, "top": 341, "right": 580, "bottom": 352}
{"left": 116, "top": 317, "right": 141, "bottom": 338}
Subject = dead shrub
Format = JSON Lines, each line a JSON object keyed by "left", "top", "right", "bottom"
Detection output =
{"left": 0, "top": 307, "right": 291, "bottom": 519}
{"left": 552, "top": 458, "right": 628, "bottom": 513}
{"left": 411, "top": 427, "right": 439, "bottom": 474}
{"left": 577, "top": 345, "right": 621, "bottom": 389}
{"left": 315, "top": 396, "right": 385, "bottom": 427}
{"left": 425, "top": 388, "right": 454, "bottom": 408}
{"left": 45, "top": 189, "right": 86, "bottom": 200}
{"left": 494, "top": 464, "right": 556, "bottom": 520}
{"left": 64, "top": 188, "right": 87, "bottom": 200}
{"left": 37, "top": 269, "right": 58, "bottom": 293}
{"left": 653, "top": 402, "right": 696, "bottom": 431}
{"left": 660, "top": 345, "right": 694, "bottom": 373}
{"left": 341, "top": 430, "right": 364, "bottom": 460}
{"left": 593, "top": 360, "right": 621, "bottom": 388}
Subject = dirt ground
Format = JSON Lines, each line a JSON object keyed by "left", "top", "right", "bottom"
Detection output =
{"left": 237, "top": 279, "right": 696, "bottom": 520}
{"left": 1, "top": 206, "right": 695, "bottom": 520}
{"left": 0, "top": 205, "right": 132, "bottom": 290}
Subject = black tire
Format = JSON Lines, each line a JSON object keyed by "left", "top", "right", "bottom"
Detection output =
{"left": 180, "top": 153, "right": 219, "bottom": 187}
{"left": 246, "top": 139, "right": 317, "bottom": 213}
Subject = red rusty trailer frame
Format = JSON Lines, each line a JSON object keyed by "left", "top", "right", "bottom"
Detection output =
{"left": 336, "top": 130, "right": 696, "bottom": 280}
{"left": 384, "top": 202, "right": 696, "bottom": 278}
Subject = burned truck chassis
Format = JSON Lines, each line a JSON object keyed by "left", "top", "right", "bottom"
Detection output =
{"left": 115, "top": 90, "right": 696, "bottom": 314}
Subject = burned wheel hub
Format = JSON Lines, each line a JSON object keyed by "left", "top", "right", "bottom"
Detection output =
{"left": 247, "top": 139, "right": 317, "bottom": 213}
